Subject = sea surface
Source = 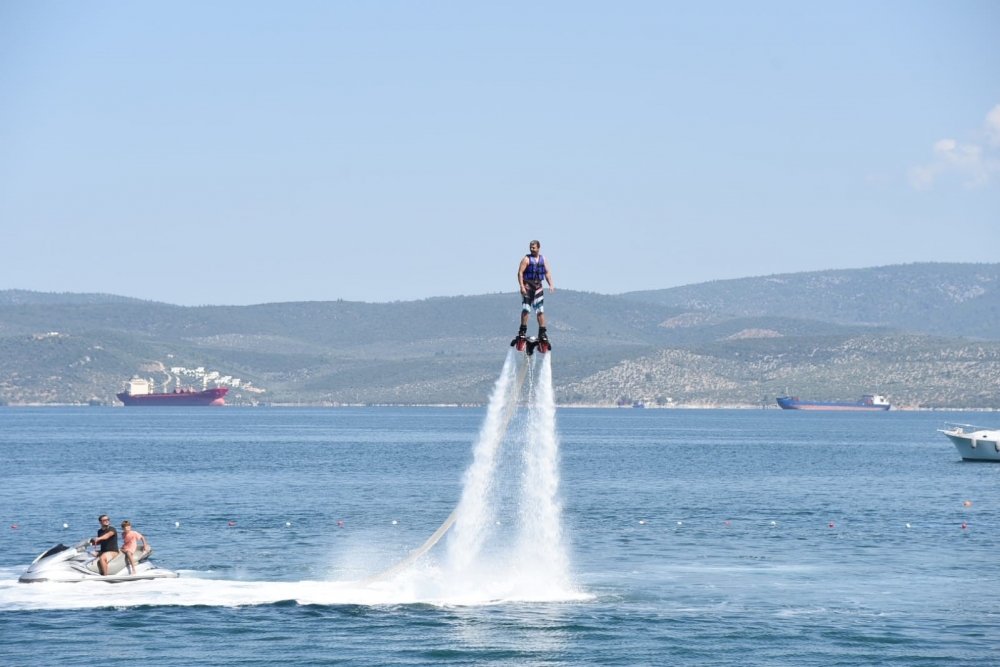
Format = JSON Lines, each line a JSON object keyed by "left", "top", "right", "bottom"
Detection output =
{"left": 1, "top": 403, "right": 998, "bottom": 666}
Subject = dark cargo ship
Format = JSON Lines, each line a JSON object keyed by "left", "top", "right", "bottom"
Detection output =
{"left": 776, "top": 394, "right": 890, "bottom": 411}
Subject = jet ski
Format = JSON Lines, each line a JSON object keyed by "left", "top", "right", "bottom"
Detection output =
{"left": 18, "top": 538, "right": 179, "bottom": 583}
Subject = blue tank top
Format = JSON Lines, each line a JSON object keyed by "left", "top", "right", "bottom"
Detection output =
{"left": 524, "top": 255, "right": 546, "bottom": 282}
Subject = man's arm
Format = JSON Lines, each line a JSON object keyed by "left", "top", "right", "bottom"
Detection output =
{"left": 517, "top": 257, "right": 529, "bottom": 295}
{"left": 91, "top": 529, "right": 116, "bottom": 545}
{"left": 545, "top": 261, "right": 555, "bottom": 292}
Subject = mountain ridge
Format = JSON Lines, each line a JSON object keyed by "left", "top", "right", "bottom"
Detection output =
{"left": 622, "top": 262, "right": 1000, "bottom": 339}
{"left": 2, "top": 263, "right": 998, "bottom": 408}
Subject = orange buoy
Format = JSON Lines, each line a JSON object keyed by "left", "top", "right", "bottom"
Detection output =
{"left": 337, "top": 521, "right": 344, "bottom": 526}
{"left": 962, "top": 523, "right": 967, "bottom": 530}
{"left": 964, "top": 501, "right": 971, "bottom": 507}
{"left": 829, "top": 523, "right": 835, "bottom": 528}
{"left": 11, "top": 525, "right": 17, "bottom": 530}
{"left": 228, "top": 521, "right": 235, "bottom": 526}
{"left": 724, "top": 521, "right": 730, "bottom": 526}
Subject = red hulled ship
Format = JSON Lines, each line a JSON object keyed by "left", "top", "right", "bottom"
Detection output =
{"left": 117, "top": 377, "right": 228, "bottom": 406}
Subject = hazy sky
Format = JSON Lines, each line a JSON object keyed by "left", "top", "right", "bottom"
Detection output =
{"left": 1, "top": 1, "right": 998, "bottom": 305}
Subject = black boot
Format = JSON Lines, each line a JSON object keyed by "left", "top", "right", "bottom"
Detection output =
{"left": 511, "top": 324, "right": 528, "bottom": 349}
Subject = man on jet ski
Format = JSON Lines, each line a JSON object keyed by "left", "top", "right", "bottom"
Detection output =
{"left": 90, "top": 514, "right": 119, "bottom": 575}
{"left": 513, "top": 240, "right": 555, "bottom": 350}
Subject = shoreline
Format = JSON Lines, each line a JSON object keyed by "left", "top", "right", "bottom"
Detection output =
{"left": 2, "top": 402, "right": 997, "bottom": 412}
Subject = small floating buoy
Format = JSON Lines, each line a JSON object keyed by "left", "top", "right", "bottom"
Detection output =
{"left": 677, "top": 521, "right": 683, "bottom": 526}
{"left": 962, "top": 523, "right": 967, "bottom": 530}
{"left": 495, "top": 521, "right": 501, "bottom": 525}
{"left": 905, "top": 523, "right": 911, "bottom": 528}
{"left": 964, "top": 501, "right": 971, "bottom": 507}
{"left": 724, "top": 521, "right": 730, "bottom": 526}
{"left": 285, "top": 522, "right": 291, "bottom": 526}
{"left": 228, "top": 521, "right": 235, "bottom": 526}
{"left": 391, "top": 520, "right": 397, "bottom": 525}
{"left": 11, "top": 525, "right": 18, "bottom": 530}
{"left": 638, "top": 520, "right": 646, "bottom": 525}
{"left": 63, "top": 523, "right": 69, "bottom": 529}
{"left": 175, "top": 521, "right": 180, "bottom": 528}
{"left": 337, "top": 521, "right": 344, "bottom": 527}
{"left": 829, "top": 523, "right": 835, "bottom": 528}
{"left": 771, "top": 521, "right": 776, "bottom": 526}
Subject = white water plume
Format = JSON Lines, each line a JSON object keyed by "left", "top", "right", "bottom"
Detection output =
{"left": 443, "top": 351, "right": 573, "bottom": 599}
{"left": 514, "top": 354, "right": 570, "bottom": 594}
{"left": 446, "top": 349, "right": 527, "bottom": 575}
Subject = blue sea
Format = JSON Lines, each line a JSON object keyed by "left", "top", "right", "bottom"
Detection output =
{"left": 1, "top": 403, "right": 998, "bottom": 665}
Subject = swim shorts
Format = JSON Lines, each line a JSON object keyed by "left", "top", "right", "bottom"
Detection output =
{"left": 521, "top": 281, "right": 544, "bottom": 313}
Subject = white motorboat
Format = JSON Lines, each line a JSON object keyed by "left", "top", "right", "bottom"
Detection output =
{"left": 18, "top": 538, "right": 180, "bottom": 583}
{"left": 938, "top": 423, "right": 1000, "bottom": 462}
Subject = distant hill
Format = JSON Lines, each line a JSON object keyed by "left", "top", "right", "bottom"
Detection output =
{"left": 0, "top": 290, "right": 153, "bottom": 306}
{"left": 622, "top": 263, "right": 1000, "bottom": 340}
{"left": 2, "top": 264, "right": 999, "bottom": 408}
{"left": 561, "top": 333, "right": 1000, "bottom": 410}
{"left": 0, "top": 291, "right": 689, "bottom": 405}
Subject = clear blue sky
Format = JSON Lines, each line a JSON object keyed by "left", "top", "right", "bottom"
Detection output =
{"left": 1, "top": 1, "right": 997, "bottom": 305}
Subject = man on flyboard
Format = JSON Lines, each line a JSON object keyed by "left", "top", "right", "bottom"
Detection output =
{"left": 512, "top": 240, "right": 555, "bottom": 354}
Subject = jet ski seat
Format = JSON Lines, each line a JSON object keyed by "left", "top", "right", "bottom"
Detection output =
{"left": 85, "top": 546, "right": 151, "bottom": 575}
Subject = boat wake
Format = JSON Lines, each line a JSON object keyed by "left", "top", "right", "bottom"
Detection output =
{"left": 0, "top": 567, "right": 587, "bottom": 611}
{"left": 0, "top": 349, "right": 583, "bottom": 610}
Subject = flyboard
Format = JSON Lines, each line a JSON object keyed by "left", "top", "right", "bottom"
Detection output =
{"left": 364, "top": 339, "right": 545, "bottom": 583}
{"left": 511, "top": 333, "right": 551, "bottom": 356}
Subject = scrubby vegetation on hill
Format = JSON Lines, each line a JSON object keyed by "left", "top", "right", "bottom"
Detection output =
{"left": 2, "top": 263, "right": 998, "bottom": 407}
{"left": 623, "top": 263, "right": 1000, "bottom": 340}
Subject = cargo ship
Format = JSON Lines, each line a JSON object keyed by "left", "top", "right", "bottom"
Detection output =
{"left": 776, "top": 394, "right": 890, "bottom": 411}
{"left": 117, "top": 377, "right": 228, "bottom": 406}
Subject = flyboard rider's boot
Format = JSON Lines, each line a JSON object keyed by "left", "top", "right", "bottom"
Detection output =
{"left": 537, "top": 326, "right": 550, "bottom": 353}
{"left": 510, "top": 324, "right": 528, "bottom": 352}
